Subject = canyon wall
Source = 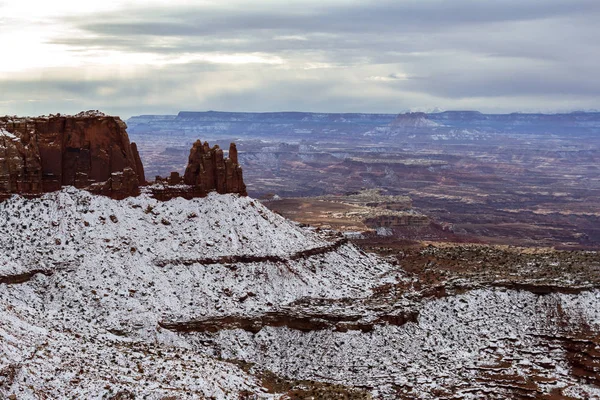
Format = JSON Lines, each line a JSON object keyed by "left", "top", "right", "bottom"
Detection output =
{"left": 151, "top": 140, "right": 246, "bottom": 201}
{"left": 0, "top": 111, "right": 142, "bottom": 200}
{"left": 0, "top": 112, "right": 246, "bottom": 201}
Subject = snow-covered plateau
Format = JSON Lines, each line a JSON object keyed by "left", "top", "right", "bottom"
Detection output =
{"left": 1, "top": 188, "right": 599, "bottom": 399}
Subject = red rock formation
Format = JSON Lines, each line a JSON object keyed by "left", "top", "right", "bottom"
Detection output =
{"left": 150, "top": 141, "right": 246, "bottom": 201}
{"left": 130, "top": 142, "right": 146, "bottom": 184}
{"left": 182, "top": 140, "right": 247, "bottom": 196}
{"left": 0, "top": 112, "right": 247, "bottom": 201}
{"left": 87, "top": 167, "right": 140, "bottom": 200}
{"left": 0, "top": 111, "right": 141, "bottom": 200}
{"left": 168, "top": 172, "right": 183, "bottom": 185}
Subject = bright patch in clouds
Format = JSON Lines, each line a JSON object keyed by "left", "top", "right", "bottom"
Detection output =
{"left": 1, "top": 0, "right": 599, "bottom": 116}
{"left": 198, "top": 53, "right": 284, "bottom": 65}
{"left": 2, "top": 0, "right": 284, "bottom": 73}
{"left": 367, "top": 73, "right": 410, "bottom": 82}
{"left": 0, "top": 30, "right": 78, "bottom": 73}
{"left": 0, "top": 0, "right": 181, "bottom": 17}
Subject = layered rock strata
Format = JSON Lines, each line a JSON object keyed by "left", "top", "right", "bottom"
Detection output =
{"left": 151, "top": 141, "right": 247, "bottom": 200}
{"left": 0, "top": 112, "right": 247, "bottom": 201}
{"left": 0, "top": 111, "right": 142, "bottom": 200}
{"left": 184, "top": 141, "right": 246, "bottom": 195}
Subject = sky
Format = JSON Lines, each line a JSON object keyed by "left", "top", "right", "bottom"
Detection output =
{"left": 1, "top": 0, "right": 599, "bottom": 118}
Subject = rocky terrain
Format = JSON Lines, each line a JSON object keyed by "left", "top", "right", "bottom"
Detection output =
{"left": 1, "top": 188, "right": 600, "bottom": 399}
{"left": 0, "top": 188, "right": 393, "bottom": 398}
{"left": 0, "top": 112, "right": 247, "bottom": 202}
{"left": 127, "top": 110, "right": 600, "bottom": 248}
{"left": 1, "top": 110, "right": 600, "bottom": 399}
{"left": 264, "top": 189, "right": 430, "bottom": 236}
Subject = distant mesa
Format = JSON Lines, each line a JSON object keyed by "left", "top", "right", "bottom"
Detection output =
{"left": 390, "top": 112, "right": 440, "bottom": 129}
{"left": 0, "top": 111, "right": 246, "bottom": 201}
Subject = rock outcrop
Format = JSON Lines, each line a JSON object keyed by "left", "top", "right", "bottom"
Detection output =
{"left": 390, "top": 112, "right": 440, "bottom": 129}
{"left": 0, "top": 112, "right": 247, "bottom": 201}
{"left": 130, "top": 142, "right": 146, "bottom": 184}
{"left": 0, "top": 111, "right": 142, "bottom": 200}
{"left": 363, "top": 212, "right": 430, "bottom": 229}
{"left": 151, "top": 141, "right": 247, "bottom": 200}
{"left": 183, "top": 141, "right": 246, "bottom": 195}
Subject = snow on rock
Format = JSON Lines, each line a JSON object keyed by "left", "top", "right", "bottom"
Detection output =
{"left": 204, "top": 288, "right": 600, "bottom": 398}
{"left": 0, "top": 187, "right": 324, "bottom": 266}
{"left": 0, "top": 128, "right": 18, "bottom": 141}
{"left": 0, "top": 189, "right": 389, "bottom": 331}
{"left": 3, "top": 187, "right": 598, "bottom": 398}
{"left": 0, "top": 188, "right": 393, "bottom": 398}
{"left": 0, "top": 299, "right": 272, "bottom": 399}
{"left": 74, "top": 110, "right": 107, "bottom": 118}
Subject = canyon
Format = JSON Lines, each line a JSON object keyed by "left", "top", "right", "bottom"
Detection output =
{"left": 1, "top": 110, "right": 599, "bottom": 399}
{"left": 127, "top": 110, "right": 600, "bottom": 248}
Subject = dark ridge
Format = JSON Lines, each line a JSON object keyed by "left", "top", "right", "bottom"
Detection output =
{"left": 0, "top": 270, "right": 53, "bottom": 285}
{"left": 154, "top": 238, "right": 348, "bottom": 267}
{"left": 158, "top": 308, "right": 418, "bottom": 334}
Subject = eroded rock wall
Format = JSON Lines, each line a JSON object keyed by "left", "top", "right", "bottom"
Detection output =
{"left": 182, "top": 141, "right": 247, "bottom": 196}
{"left": 0, "top": 112, "right": 141, "bottom": 200}
{"left": 0, "top": 112, "right": 247, "bottom": 201}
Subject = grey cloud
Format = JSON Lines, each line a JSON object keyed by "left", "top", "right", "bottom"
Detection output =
{"left": 0, "top": 62, "right": 395, "bottom": 118}
{"left": 73, "top": 0, "right": 600, "bottom": 37}
{"left": 52, "top": 0, "right": 600, "bottom": 70}
{"left": 3, "top": 0, "right": 600, "bottom": 116}
{"left": 397, "top": 69, "right": 600, "bottom": 99}
{"left": 0, "top": 65, "right": 595, "bottom": 119}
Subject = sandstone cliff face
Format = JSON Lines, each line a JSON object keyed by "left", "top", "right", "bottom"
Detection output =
{"left": 0, "top": 112, "right": 247, "bottom": 201}
{"left": 150, "top": 141, "right": 247, "bottom": 201}
{"left": 130, "top": 142, "right": 146, "bottom": 184}
{"left": 183, "top": 141, "right": 247, "bottom": 196}
{"left": 0, "top": 111, "right": 141, "bottom": 200}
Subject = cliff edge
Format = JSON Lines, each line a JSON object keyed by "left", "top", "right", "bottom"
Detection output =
{"left": 0, "top": 111, "right": 246, "bottom": 201}
{"left": 0, "top": 111, "right": 142, "bottom": 200}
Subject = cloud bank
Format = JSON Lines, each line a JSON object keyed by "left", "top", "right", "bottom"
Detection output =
{"left": 1, "top": 0, "right": 599, "bottom": 117}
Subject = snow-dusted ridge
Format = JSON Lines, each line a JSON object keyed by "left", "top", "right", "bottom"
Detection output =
{"left": 1, "top": 187, "right": 324, "bottom": 267}
{"left": 206, "top": 289, "right": 600, "bottom": 399}
{"left": 0, "top": 188, "right": 394, "bottom": 398}
{"left": 2, "top": 188, "right": 600, "bottom": 398}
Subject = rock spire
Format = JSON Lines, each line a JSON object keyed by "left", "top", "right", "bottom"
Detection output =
{"left": 0, "top": 112, "right": 247, "bottom": 201}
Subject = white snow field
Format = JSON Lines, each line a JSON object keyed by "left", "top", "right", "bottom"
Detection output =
{"left": 0, "top": 188, "right": 392, "bottom": 398}
{"left": 1, "top": 188, "right": 599, "bottom": 399}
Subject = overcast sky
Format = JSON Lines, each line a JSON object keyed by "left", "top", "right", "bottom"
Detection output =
{"left": 1, "top": 0, "right": 599, "bottom": 118}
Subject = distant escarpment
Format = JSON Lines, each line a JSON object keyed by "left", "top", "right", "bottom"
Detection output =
{"left": 0, "top": 111, "right": 246, "bottom": 201}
